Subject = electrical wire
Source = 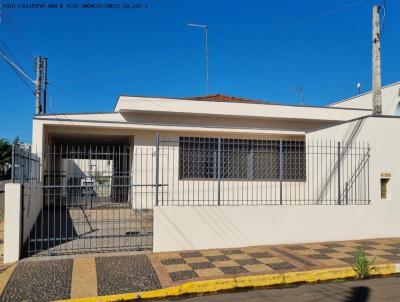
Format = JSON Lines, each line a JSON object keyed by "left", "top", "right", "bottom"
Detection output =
{"left": 0, "top": 48, "right": 36, "bottom": 95}
{"left": 1, "top": 9, "right": 34, "bottom": 60}
{"left": 277, "top": 0, "right": 368, "bottom": 30}
{"left": 337, "top": 1, "right": 387, "bottom": 100}
{"left": 49, "top": 81, "right": 91, "bottom": 107}
{"left": 380, "top": 1, "right": 386, "bottom": 34}
{"left": 0, "top": 50, "right": 35, "bottom": 84}
{"left": 338, "top": 48, "right": 371, "bottom": 100}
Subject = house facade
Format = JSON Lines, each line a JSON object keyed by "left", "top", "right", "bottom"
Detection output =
{"left": 4, "top": 83, "right": 400, "bottom": 262}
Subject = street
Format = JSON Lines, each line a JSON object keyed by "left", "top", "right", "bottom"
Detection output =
{"left": 168, "top": 276, "right": 400, "bottom": 302}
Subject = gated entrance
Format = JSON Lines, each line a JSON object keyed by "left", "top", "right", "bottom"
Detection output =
{"left": 15, "top": 133, "right": 371, "bottom": 257}
{"left": 23, "top": 135, "right": 154, "bottom": 256}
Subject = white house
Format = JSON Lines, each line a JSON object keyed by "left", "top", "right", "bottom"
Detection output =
{"left": 4, "top": 82, "right": 400, "bottom": 262}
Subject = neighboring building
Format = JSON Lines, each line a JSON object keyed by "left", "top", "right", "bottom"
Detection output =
{"left": 4, "top": 82, "right": 400, "bottom": 262}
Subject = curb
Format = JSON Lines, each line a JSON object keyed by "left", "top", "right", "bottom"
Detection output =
{"left": 55, "top": 263, "right": 400, "bottom": 302}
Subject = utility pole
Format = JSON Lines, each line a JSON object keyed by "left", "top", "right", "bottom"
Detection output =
{"left": 35, "top": 56, "right": 42, "bottom": 115}
{"left": 188, "top": 23, "right": 209, "bottom": 94}
{"left": 42, "top": 58, "right": 48, "bottom": 114}
{"left": 372, "top": 5, "right": 382, "bottom": 115}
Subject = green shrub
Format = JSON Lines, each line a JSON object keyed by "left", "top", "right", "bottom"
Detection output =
{"left": 353, "top": 248, "right": 375, "bottom": 279}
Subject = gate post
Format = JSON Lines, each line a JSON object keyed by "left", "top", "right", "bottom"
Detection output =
{"left": 11, "top": 144, "right": 15, "bottom": 182}
{"left": 337, "top": 142, "right": 341, "bottom": 205}
{"left": 4, "top": 183, "right": 23, "bottom": 263}
{"left": 217, "top": 138, "right": 221, "bottom": 205}
{"left": 279, "top": 140, "right": 283, "bottom": 205}
{"left": 155, "top": 132, "right": 160, "bottom": 206}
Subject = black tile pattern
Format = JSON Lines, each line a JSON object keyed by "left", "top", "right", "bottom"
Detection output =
{"left": 381, "top": 254, "right": 400, "bottom": 262}
{"left": 267, "top": 262, "right": 296, "bottom": 270}
{"left": 235, "top": 258, "right": 262, "bottom": 266}
{"left": 180, "top": 251, "right": 203, "bottom": 258}
{"left": 170, "top": 270, "right": 199, "bottom": 282}
{"left": 206, "top": 255, "right": 230, "bottom": 261}
{"left": 308, "top": 253, "right": 332, "bottom": 260}
{"left": 222, "top": 249, "right": 244, "bottom": 255}
{"left": 160, "top": 239, "right": 400, "bottom": 286}
{"left": 189, "top": 262, "right": 215, "bottom": 269}
{"left": 249, "top": 252, "right": 273, "bottom": 258}
{"left": 161, "top": 258, "right": 186, "bottom": 265}
{"left": 339, "top": 257, "right": 357, "bottom": 264}
{"left": 286, "top": 245, "right": 308, "bottom": 250}
{"left": 96, "top": 255, "right": 161, "bottom": 296}
{"left": 219, "top": 266, "right": 249, "bottom": 275}
{"left": 323, "top": 243, "right": 344, "bottom": 248}
{"left": 315, "top": 248, "right": 338, "bottom": 254}
{"left": 271, "top": 247, "right": 316, "bottom": 266}
{"left": 1, "top": 259, "right": 73, "bottom": 302}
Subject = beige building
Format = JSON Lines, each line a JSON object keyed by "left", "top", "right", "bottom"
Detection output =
{"left": 4, "top": 82, "right": 400, "bottom": 262}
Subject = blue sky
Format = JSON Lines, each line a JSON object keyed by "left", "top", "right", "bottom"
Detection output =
{"left": 0, "top": 0, "right": 399, "bottom": 142}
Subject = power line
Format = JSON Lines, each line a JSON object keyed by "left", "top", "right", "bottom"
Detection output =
{"left": 0, "top": 38, "right": 35, "bottom": 93}
{"left": 0, "top": 49, "right": 36, "bottom": 95}
{"left": 1, "top": 9, "right": 34, "bottom": 60}
{"left": 49, "top": 81, "right": 91, "bottom": 107}
{"left": 339, "top": 48, "right": 370, "bottom": 99}
{"left": 277, "top": 0, "right": 368, "bottom": 30}
{"left": 337, "top": 1, "right": 387, "bottom": 100}
{"left": 0, "top": 51, "right": 35, "bottom": 84}
{"left": 0, "top": 37, "right": 23, "bottom": 69}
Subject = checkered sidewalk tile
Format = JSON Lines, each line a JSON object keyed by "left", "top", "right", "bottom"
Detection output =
{"left": 152, "top": 238, "right": 400, "bottom": 285}
{"left": 155, "top": 247, "right": 301, "bottom": 283}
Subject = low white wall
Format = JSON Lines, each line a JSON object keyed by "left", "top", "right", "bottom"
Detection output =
{"left": 4, "top": 183, "right": 22, "bottom": 263}
{"left": 4, "top": 183, "right": 42, "bottom": 263}
{"left": 22, "top": 183, "right": 42, "bottom": 244}
{"left": 154, "top": 203, "right": 400, "bottom": 252}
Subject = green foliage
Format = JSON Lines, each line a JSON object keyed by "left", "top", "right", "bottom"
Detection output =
{"left": 0, "top": 136, "right": 23, "bottom": 177}
{"left": 353, "top": 248, "right": 375, "bottom": 279}
{"left": 0, "top": 138, "right": 12, "bottom": 166}
{"left": 92, "top": 171, "right": 109, "bottom": 185}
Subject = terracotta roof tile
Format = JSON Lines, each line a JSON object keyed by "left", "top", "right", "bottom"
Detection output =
{"left": 188, "top": 94, "right": 270, "bottom": 104}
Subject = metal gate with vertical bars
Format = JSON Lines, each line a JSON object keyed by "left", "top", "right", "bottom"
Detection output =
{"left": 18, "top": 136, "right": 155, "bottom": 256}
{"left": 14, "top": 133, "right": 370, "bottom": 257}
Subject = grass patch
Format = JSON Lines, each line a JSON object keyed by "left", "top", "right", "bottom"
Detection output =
{"left": 353, "top": 248, "right": 376, "bottom": 279}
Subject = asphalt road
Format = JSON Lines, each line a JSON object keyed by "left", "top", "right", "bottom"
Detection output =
{"left": 168, "top": 276, "right": 400, "bottom": 302}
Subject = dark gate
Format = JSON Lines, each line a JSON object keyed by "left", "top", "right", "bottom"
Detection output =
{"left": 24, "top": 138, "right": 154, "bottom": 256}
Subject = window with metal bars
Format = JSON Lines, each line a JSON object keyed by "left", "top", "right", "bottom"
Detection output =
{"left": 179, "top": 137, "right": 306, "bottom": 181}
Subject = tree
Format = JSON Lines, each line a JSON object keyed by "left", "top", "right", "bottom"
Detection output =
{"left": 0, "top": 138, "right": 12, "bottom": 177}
{"left": 0, "top": 139, "right": 11, "bottom": 165}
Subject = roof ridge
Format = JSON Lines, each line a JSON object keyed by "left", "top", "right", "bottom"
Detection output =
{"left": 188, "top": 93, "right": 270, "bottom": 104}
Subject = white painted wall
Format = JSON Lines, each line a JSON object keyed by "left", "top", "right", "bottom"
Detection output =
{"left": 329, "top": 82, "right": 400, "bottom": 115}
{"left": 153, "top": 116, "right": 400, "bottom": 252}
{"left": 115, "top": 96, "right": 370, "bottom": 121}
{"left": 307, "top": 116, "right": 400, "bottom": 204}
{"left": 4, "top": 183, "right": 22, "bottom": 263}
{"left": 4, "top": 182, "right": 42, "bottom": 263}
{"left": 21, "top": 183, "right": 42, "bottom": 244}
{"left": 154, "top": 203, "right": 400, "bottom": 252}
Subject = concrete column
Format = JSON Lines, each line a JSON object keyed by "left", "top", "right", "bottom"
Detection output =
{"left": 4, "top": 183, "right": 22, "bottom": 263}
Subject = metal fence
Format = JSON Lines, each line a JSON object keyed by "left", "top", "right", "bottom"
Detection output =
{"left": 156, "top": 136, "right": 370, "bottom": 206}
{"left": 12, "top": 144, "right": 41, "bottom": 184}
{"left": 12, "top": 134, "right": 370, "bottom": 257}
{"left": 16, "top": 142, "right": 154, "bottom": 257}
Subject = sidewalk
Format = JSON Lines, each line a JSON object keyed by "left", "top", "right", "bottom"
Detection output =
{"left": 1, "top": 237, "right": 400, "bottom": 301}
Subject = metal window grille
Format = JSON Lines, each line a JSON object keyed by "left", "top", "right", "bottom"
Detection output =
{"left": 161, "top": 136, "right": 370, "bottom": 206}
{"left": 179, "top": 137, "right": 306, "bottom": 181}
